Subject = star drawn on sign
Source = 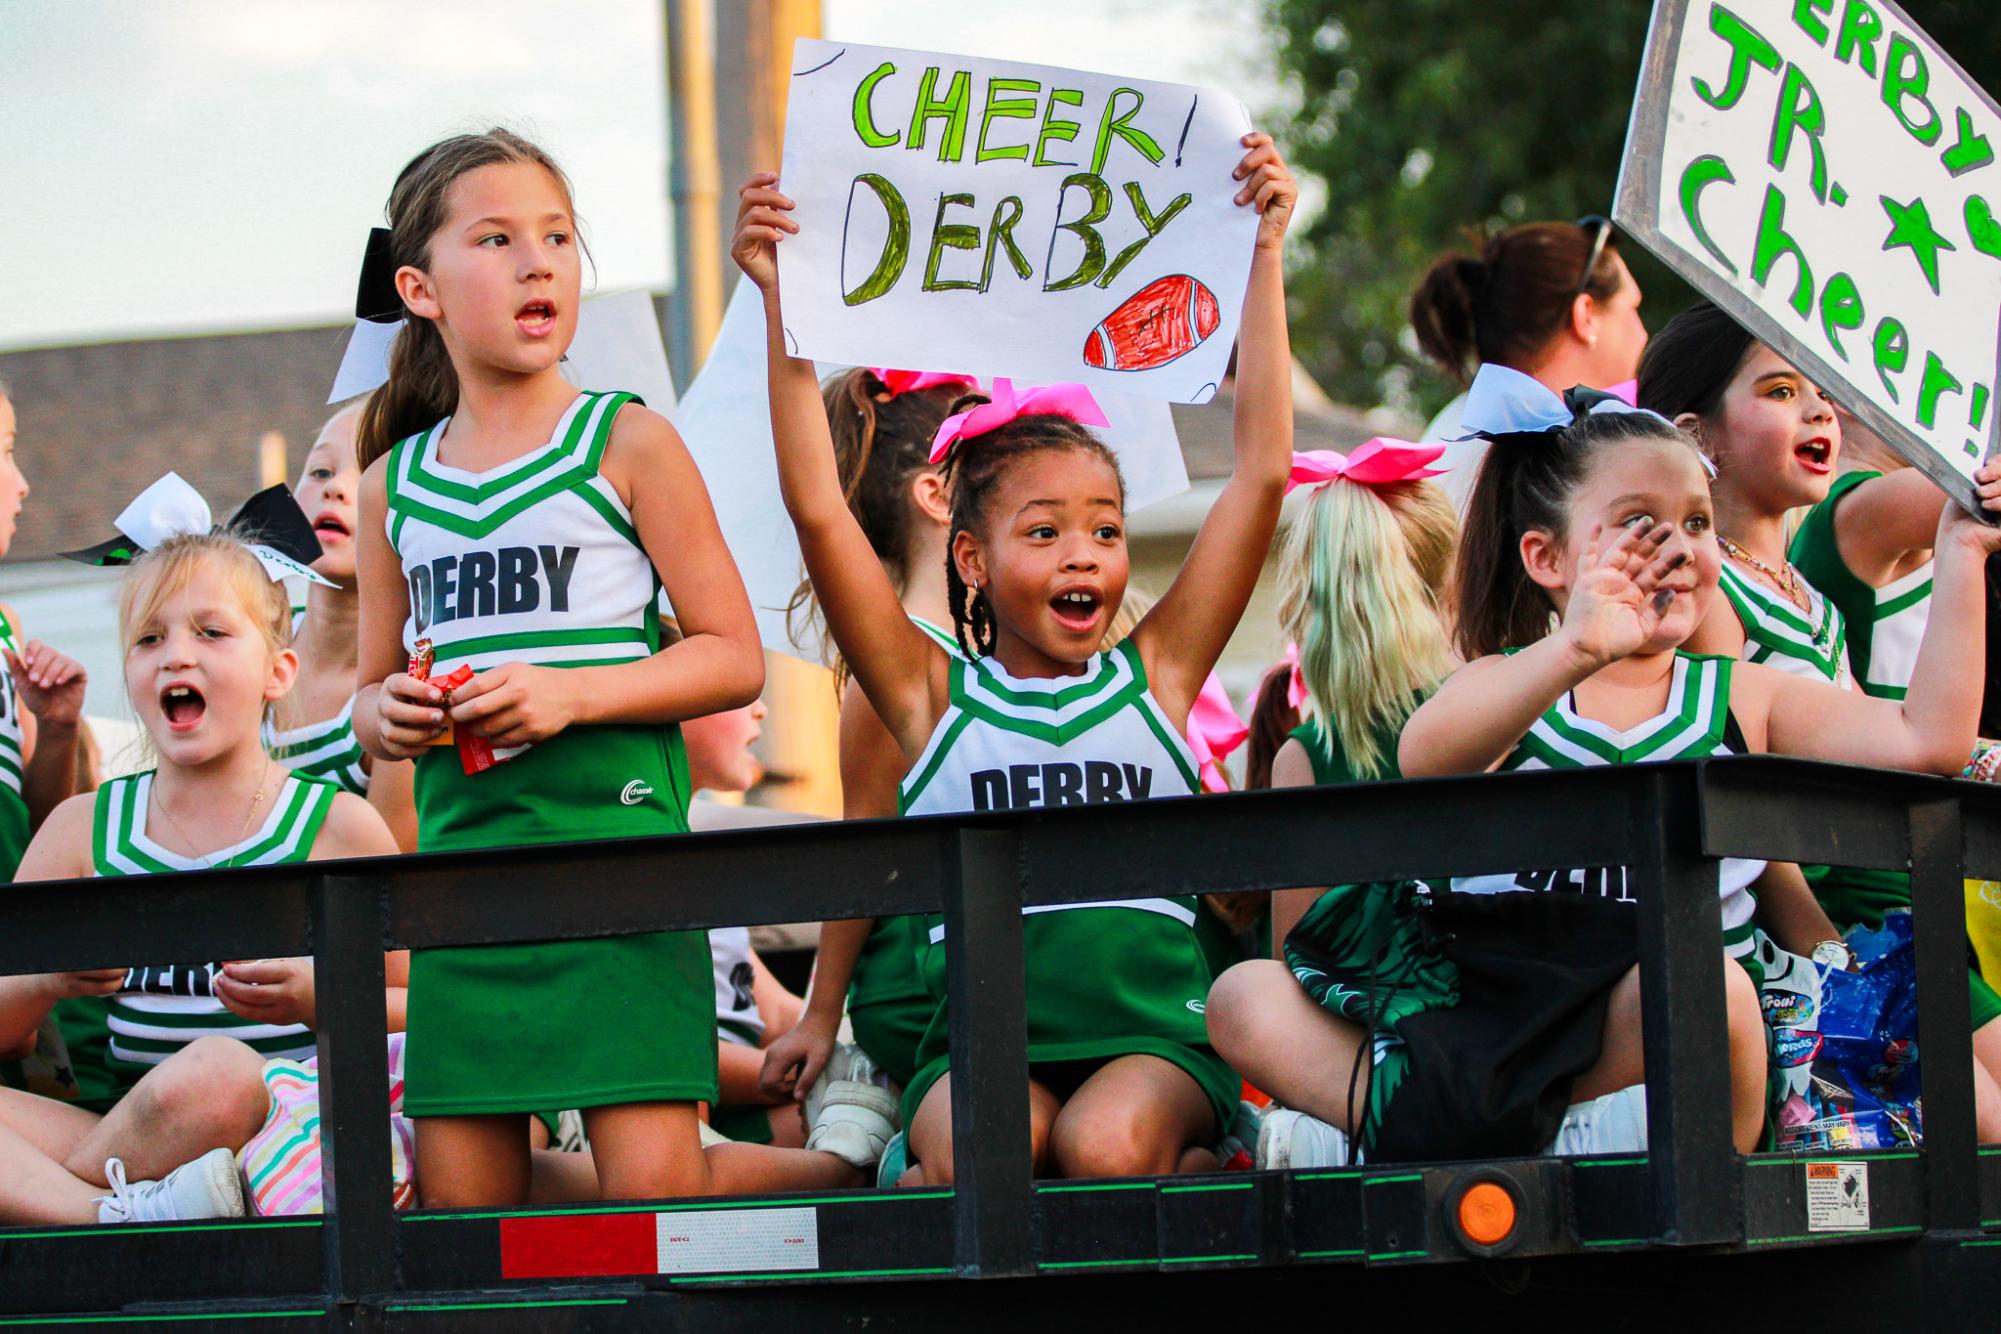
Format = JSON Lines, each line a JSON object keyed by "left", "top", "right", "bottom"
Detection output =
{"left": 1880, "top": 193, "right": 1957, "bottom": 295}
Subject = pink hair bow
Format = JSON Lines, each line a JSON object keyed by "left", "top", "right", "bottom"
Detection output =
{"left": 1186, "top": 671, "right": 1249, "bottom": 794}
{"left": 929, "top": 377, "right": 1111, "bottom": 465}
{"left": 868, "top": 368, "right": 979, "bottom": 398}
{"left": 1284, "top": 438, "right": 1447, "bottom": 495}
{"left": 1280, "top": 643, "right": 1308, "bottom": 711}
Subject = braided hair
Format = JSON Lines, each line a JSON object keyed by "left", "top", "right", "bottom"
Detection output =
{"left": 938, "top": 397, "right": 1125, "bottom": 660}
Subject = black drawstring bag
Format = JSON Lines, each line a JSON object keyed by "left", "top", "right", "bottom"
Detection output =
{"left": 1369, "top": 888, "right": 1639, "bottom": 1162}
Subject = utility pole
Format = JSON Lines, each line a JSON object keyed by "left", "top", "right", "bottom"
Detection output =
{"left": 665, "top": 0, "right": 724, "bottom": 386}
{"left": 715, "top": 0, "right": 823, "bottom": 269}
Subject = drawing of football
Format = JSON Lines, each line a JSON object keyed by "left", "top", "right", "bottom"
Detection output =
{"left": 1082, "top": 274, "right": 1220, "bottom": 372}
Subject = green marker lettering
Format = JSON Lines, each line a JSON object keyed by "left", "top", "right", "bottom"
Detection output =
{"left": 851, "top": 62, "right": 899, "bottom": 148}
{"left": 1693, "top": 5, "right": 1781, "bottom": 111}
{"left": 907, "top": 67, "right": 972, "bottom": 162}
{"left": 1751, "top": 185, "right": 1814, "bottom": 317}
{"left": 1044, "top": 173, "right": 1114, "bottom": 291}
{"left": 1090, "top": 88, "right": 1165, "bottom": 176}
{"left": 1835, "top": 0, "right": 1882, "bottom": 74}
{"left": 1034, "top": 90, "right": 1085, "bottom": 168}
{"left": 1098, "top": 183, "right": 1193, "bottom": 288}
{"left": 1792, "top": 0, "right": 1833, "bottom": 45}
{"left": 1882, "top": 34, "right": 1941, "bottom": 145}
{"left": 980, "top": 197, "right": 1032, "bottom": 291}
{"left": 976, "top": 79, "right": 1040, "bottom": 163}
{"left": 1819, "top": 271, "right": 1863, "bottom": 360}
{"left": 1873, "top": 316, "right": 1909, "bottom": 401}
{"left": 1770, "top": 65, "right": 1830, "bottom": 202}
{"left": 1917, "top": 351, "right": 1963, "bottom": 430}
{"left": 841, "top": 174, "right": 910, "bottom": 307}
{"left": 1679, "top": 154, "right": 1740, "bottom": 275}
{"left": 922, "top": 192, "right": 982, "bottom": 291}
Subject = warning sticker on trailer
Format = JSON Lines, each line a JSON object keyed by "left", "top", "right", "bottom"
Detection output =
{"left": 655, "top": 1207, "right": 819, "bottom": 1273}
{"left": 1804, "top": 1161, "right": 1870, "bottom": 1232}
{"left": 498, "top": 1206, "right": 820, "bottom": 1279}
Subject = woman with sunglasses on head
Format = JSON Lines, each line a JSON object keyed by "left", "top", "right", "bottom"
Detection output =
{"left": 1410, "top": 217, "right": 1651, "bottom": 508}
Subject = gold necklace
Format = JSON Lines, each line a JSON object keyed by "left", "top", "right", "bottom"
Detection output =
{"left": 1717, "top": 535, "right": 1811, "bottom": 615}
{"left": 150, "top": 761, "right": 276, "bottom": 869}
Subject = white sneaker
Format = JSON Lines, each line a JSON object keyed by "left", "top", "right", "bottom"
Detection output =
{"left": 1256, "top": 1108, "right": 1361, "bottom": 1170}
{"left": 1545, "top": 1085, "right": 1649, "bottom": 1156}
{"left": 804, "top": 1044, "right": 897, "bottom": 1171}
{"left": 95, "top": 1148, "right": 245, "bottom": 1224}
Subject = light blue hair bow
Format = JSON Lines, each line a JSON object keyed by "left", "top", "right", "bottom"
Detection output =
{"left": 1449, "top": 364, "right": 1670, "bottom": 442}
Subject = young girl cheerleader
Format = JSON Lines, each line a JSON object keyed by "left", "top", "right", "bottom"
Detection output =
{"left": 1254, "top": 371, "right": 2001, "bottom": 1165}
{"left": 0, "top": 382, "right": 90, "bottom": 881}
{"left": 734, "top": 130, "right": 1298, "bottom": 1182}
{"left": 760, "top": 367, "right": 972, "bottom": 1108}
{"left": 1204, "top": 442, "right": 1457, "bottom": 1150}
{"left": 0, "top": 504, "right": 401, "bottom": 1223}
{"left": 270, "top": 400, "right": 416, "bottom": 849}
{"left": 1638, "top": 306, "right": 2001, "bottom": 1135}
{"left": 351, "top": 130, "right": 878, "bottom": 1207}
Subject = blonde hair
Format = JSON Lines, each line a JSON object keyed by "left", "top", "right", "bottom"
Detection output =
{"left": 118, "top": 531, "right": 294, "bottom": 726}
{"left": 1277, "top": 479, "right": 1457, "bottom": 780}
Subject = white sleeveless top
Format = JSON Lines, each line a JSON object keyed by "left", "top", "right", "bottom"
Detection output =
{"left": 1717, "top": 560, "right": 1852, "bottom": 686}
{"left": 902, "top": 639, "right": 1200, "bottom": 942}
{"left": 95, "top": 770, "right": 334, "bottom": 1070}
{"left": 1452, "top": 652, "right": 1763, "bottom": 961}
{"left": 385, "top": 391, "right": 660, "bottom": 677}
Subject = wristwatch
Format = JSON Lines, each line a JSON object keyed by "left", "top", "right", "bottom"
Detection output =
{"left": 1811, "top": 939, "right": 1856, "bottom": 972}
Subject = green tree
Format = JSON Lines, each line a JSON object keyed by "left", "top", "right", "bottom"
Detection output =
{"left": 1266, "top": 0, "right": 2001, "bottom": 417}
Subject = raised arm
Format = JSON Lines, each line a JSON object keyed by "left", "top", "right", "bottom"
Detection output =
{"left": 1765, "top": 477, "right": 2001, "bottom": 772}
{"left": 1401, "top": 521, "right": 1687, "bottom": 776}
{"left": 732, "top": 173, "right": 944, "bottom": 758}
{"left": 1831, "top": 467, "right": 1948, "bottom": 584}
{"left": 1132, "top": 134, "right": 1297, "bottom": 726}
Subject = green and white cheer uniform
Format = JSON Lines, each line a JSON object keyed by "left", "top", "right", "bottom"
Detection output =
{"left": 385, "top": 390, "right": 714, "bottom": 1116}
{"left": 1790, "top": 471, "right": 1931, "bottom": 700}
{"left": 264, "top": 608, "right": 370, "bottom": 796}
{"left": 847, "top": 615, "right": 961, "bottom": 1088}
{"left": 1716, "top": 560, "right": 1851, "bottom": 685}
{"left": 1455, "top": 651, "right": 1766, "bottom": 971}
{"left": 87, "top": 770, "right": 331, "bottom": 1098}
{"left": 898, "top": 638, "right": 1237, "bottom": 1131}
{"left": 1787, "top": 474, "right": 1999, "bottom": 1028}
{"left": 0, "top": 613, "right": 29, "bottom": 881}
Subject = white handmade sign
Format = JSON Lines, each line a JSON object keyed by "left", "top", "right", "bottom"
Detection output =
{"left": 1616, "top": 0, "right": 2001, "bottom": 513}
{"left": 676, "top": 277, "right": 1189, "bottom": 663}
{"left": 776, "top": 39, "right": 1256, "bottom": 405}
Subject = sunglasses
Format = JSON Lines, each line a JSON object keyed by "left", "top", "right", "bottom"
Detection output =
{"left": 1572, "top": 214, "right": 1616, "bottom": 301}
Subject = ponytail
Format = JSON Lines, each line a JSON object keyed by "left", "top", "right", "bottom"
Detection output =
{"left": 1408, "top": 253, "right": 1487, "bottom": 383}
{"left": 1279, "top": 479, "right": 1457, "bottom": 779}
{"left": 1409, "top": 221, "right": 1626, "bottom": 383}
{"left": 786, "top": 369, "right": 964, "bottom": 675}
{"left": 352, "top": 128, "right": 579, "bottom": 470}
{"left": 357, "top": 318, "right": 457, "bottom": 469}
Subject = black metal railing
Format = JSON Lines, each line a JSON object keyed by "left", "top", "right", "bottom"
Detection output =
{"left": 0, "top": 755, "right": 1996, "bottom": 1320}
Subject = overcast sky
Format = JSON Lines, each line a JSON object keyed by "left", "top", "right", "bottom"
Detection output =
{"left": 2, "top": 0, "right": 1269, "bottom": 352}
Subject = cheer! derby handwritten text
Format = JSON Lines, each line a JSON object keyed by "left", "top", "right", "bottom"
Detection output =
{"left": 776, "top": 40, "right": 1256, "bottom": 404}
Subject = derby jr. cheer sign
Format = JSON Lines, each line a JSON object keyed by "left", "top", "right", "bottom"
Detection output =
{"left": 776, "top": 40, "right": 1256, "bottom": 404}
{"left": 1617, "top": 0, "right": 2001, "bottom": 512}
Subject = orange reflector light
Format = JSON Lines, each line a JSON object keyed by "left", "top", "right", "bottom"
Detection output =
{"left": 1457, "top": 1181, "right": 1516, "bottom": 1247}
